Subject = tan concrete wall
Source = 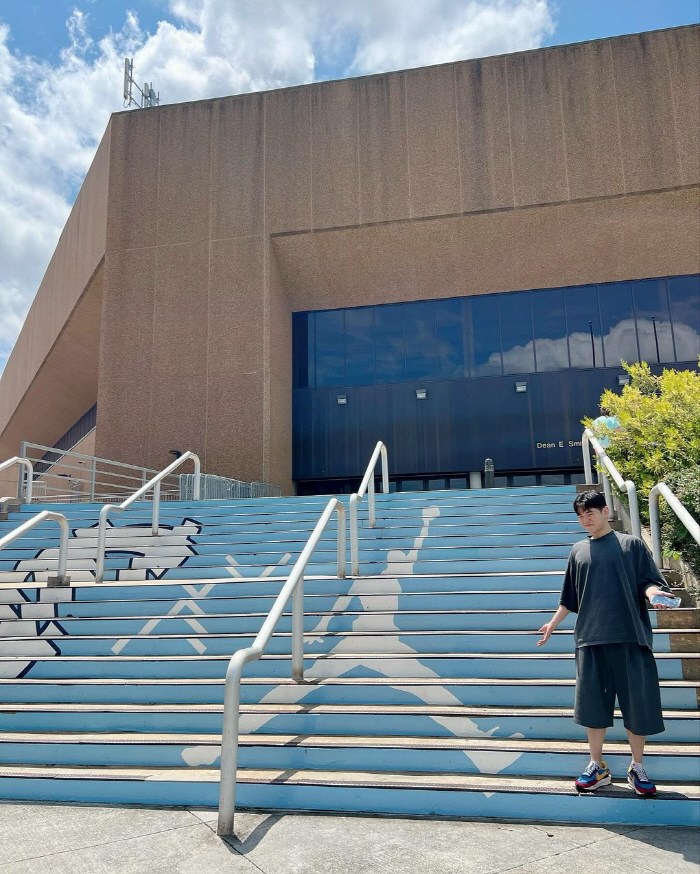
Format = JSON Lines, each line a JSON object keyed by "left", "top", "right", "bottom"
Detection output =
{"left": 0, "top": 129, "right": 110, "bottom": 482}
{"left": 6, "top": 26, "right": 699, "bottom": 492}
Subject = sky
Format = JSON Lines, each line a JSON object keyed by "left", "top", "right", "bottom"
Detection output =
{"left": 0, "top": 0, "right": 698, "bottom": 375}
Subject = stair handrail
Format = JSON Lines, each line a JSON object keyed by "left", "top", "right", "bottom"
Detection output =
{"left": 581, "top": 428, "right": 641, "bottom": 538}
{"left": 95, "top": 451, "right": 201, "bottom": 583}
{"left": 0, "top": 457, "right": 34, "bottom": 504}
{"left": 217, "top": 496, "right": 346, "bottom": 836}
{"left": 0, "top": 510, "right": 70, "bottom": 586}
{"left": 649, "top": 482, "right": 700, "bottom": 567}
{"left": 349, "top": 441, "right": 389, "bottom": 575}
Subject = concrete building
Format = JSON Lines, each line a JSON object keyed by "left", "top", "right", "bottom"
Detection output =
{"left": 1, "top": 25, "right": 698, "bottom": 496}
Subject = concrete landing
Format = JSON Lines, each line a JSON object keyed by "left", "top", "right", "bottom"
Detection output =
{"left": 0, "top": 802, "right": 697, "bottom": 874}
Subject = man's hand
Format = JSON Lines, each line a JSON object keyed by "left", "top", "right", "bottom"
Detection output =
{"left": 645, "top": 585, "right": 675, "bottom": 609}
{"left": 537, "top": 622, "right": 554, "bottom": 647}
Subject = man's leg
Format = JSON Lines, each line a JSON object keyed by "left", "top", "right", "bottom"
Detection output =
{"left": 626, "top": 730, "right": 646, "bottom": 764}
{"left": 587, "top": 727, "right": 606, "bottom": 764}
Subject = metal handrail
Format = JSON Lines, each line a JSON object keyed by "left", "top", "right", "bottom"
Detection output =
{"left": 0, "top": 457, "right": 34, "bottom": 504}
{"left": 217, "top": 497, "right": 346, "bottom": 836}
{"left": 349, "top": 441, "right": 389, "bottom": 575}
{"left": 649, "top": 482, "right": 700, "bottom": 567}
{"left": 0, "top": 510, "right": 70, "bottom": 586}
{"left": 95, "top": 451, "right": 201, "bottom": 583}
{"left": 582, "top": 428, "right": 641, "bottom": 538}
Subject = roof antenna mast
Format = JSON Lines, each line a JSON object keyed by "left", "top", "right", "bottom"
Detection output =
{"left": 123, "top": 58, "right": 160, "bottom": 109}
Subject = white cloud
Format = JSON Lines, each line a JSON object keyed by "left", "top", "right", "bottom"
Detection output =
{"left": 0, "top": 0, "right": 555, "bottom": 373}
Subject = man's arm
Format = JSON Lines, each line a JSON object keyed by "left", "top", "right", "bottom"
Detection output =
{"left": 537, "top": 604, "right": 571, "bottom": 647}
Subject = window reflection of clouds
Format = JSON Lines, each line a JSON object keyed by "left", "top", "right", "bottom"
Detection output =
{"left": 298, "top": 273, "right": 698, "bottom": 386}
{"left": 375, "top": 304, "right": 406, "bottom": 383}
{"left": 668, "top": 276, "right": 700, "bottom": 362}
{"left": 633, "top": 279, "right": 675, "bottom": 364}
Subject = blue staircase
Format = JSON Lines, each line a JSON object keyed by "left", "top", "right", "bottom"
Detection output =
{"left": 0, "top": 486, "right": 698, "bottom": 826}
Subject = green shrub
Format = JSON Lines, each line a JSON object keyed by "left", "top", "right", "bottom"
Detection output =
{"left": 661, "top": 466, "right": 700, "bottom": 578}
{"left": 584, "top": 361, "right": 700, "bottom": 572}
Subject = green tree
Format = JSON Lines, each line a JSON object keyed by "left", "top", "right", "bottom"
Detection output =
{"left": 585, "top": 361, "right": 700, "bottom": 572}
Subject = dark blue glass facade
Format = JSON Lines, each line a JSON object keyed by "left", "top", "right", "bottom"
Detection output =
{"left": 292, "top": 274, "right": 699, "bottom": 487}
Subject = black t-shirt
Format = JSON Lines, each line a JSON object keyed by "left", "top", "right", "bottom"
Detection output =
{"left": 559, "top": 530, "right": 670, "bottom": 650}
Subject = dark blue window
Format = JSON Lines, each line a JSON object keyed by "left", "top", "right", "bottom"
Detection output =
{"left": 633, "top": 279, "right": 675, "bottom": 364}
{"left": 345, "top": 307, "right": 375, "bottom": 385}
{"left": 499, "top": 291, "right": 535, "bottom": 374}
{"left": 469, "top": 295, "right": 501, "bottom": 377}
{"left": 292, "top": 312, "right": 312, "bottom": 387}
{"left": 405, "top": 301, "right": 437, "bottom": 380}
{"left": 531, "top": 288, "right": 568, "bottom": 372}
{"left": 598, "top": 281, "right": 639, "bottom": 367}
{"left": 375, "top": 303, "right": 406, "bottom": 383}
{"left": 564, "top": 286, "right": 603, "bottom": 369}
{"left": 314, "top": 310, "right": 345, "bottom": 386}
{"left": 668, "top": 275, "right": 699, "bottom": 362}
{"left": 436, "top": 299, "right": 466, "bottom": 379}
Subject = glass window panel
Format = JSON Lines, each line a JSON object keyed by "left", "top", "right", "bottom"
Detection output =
{"left": 499, "top": 291, "right": 535, "bottom": 375}
{"left": 428, "top": 479, "right": 447, "bottom": 490}
{"left": 405, "top": 301, "right": 437, "bottom": 380}
{"left": 344, "top": 307, "right": 375, "bottom": 386}
{"left": 532, "top": 288, "right": 569, "bottom": 372}
{"left": 564, "top": 286, "right": 603, "bottom": 369}
{"left": 449, "top": 477, "right": 467, "bottom": 489}
{"left": 570, "top": 473, "right": 587, "bottom": 484}
{"left": 598, "top": 281, "right": 639, "bottom": 367}
{"left": 400, "top": 479, "right": 424, "bottom": 491}
{"left": 292, "top": 312, "right": 313, "bottom": 387}
{"left": 375, "top": 304, "right": 406, "bottom": 384}
{"left": 469, "top": 295, "right": 502, "bottom": 377}
{"left": 541, "top": 473, "right": 565, "bottom": 485}
{"left": 493, "top": 476, "right": 509, "bottom": 487}
{"left": 668, "top": 275, "right": 700, "bottom": 362}
{"left": 512, "top": 474, "right": 537, "bottom": 486}
{"left": 436, "top": 299, "right": 466, "bottom": 379}
{"left": 633, "top": 279, "right": 675, "bottom": 364}
{"left": 315, "top": 310, "right": 345, "bottom": 386}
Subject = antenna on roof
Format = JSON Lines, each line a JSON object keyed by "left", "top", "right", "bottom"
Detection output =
{"left": 123, "top": 58, "right": 160, "bottom": 109}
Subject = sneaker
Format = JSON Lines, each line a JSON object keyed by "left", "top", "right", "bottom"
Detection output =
{"left": 628, "top": 762, "right": 657, "bottom": 797}
{"left": 575, "top": 760, "right": 611, "bottom": 792}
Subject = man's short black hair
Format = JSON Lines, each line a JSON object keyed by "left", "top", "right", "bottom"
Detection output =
{"left": 573, "top": 490, "right": 607, "bottom": 515}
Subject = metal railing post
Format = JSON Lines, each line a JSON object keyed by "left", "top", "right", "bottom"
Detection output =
{"left": 0, "top": 457, "right": 34, "bottom": 505}
{"left": 216, "top": 497, "right": 345, "bottom": 836}
{"left": 89, "top": 458, "right": 97, "bottom": 503}
{"left": 349, "top": 494, "right": 360, "bottom": 576}
{"left": 649, "top": 482, "right": 700, "bottom": 568}
{"left": 292, "top": 575, "right": 304, "bottom": 682}
{"left": 368, "top": 472, "right": 376, "bottom": 527}
{"left": 600, "top": 471, "right": 615, "bottom": 519}
{"left": 649, "top": 486, "right": 662, "bottom": 566}
{"left": 152, "top": 481, "right": 161, "bottom": 535}
{"left": 582, "top": 431, "right": 594, "bottom": 484}
{"left": 380, "top": 444, "right": 389, "bottom": 493}
{"left": 0, "top": 510, "right": 71, "bottom": 586}
{"left": 625, "top": 480, "right": 641, "bottom": 539}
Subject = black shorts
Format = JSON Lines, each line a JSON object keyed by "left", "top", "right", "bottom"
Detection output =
{"left": 574, "top": 642, "right": 665, "bottom": 736}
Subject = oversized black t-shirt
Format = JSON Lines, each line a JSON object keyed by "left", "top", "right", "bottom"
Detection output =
{"left": 559, "top": 530, "right": 670, "bottom": 650}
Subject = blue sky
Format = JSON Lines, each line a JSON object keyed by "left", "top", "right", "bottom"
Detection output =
{"left": 0, "top": 0, "right": 698, "bottom": 375}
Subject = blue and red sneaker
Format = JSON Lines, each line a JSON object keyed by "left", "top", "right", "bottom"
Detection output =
{"left": 575, "top": 760, "right": 611, "bottom": 792}
{"left": 627, "top": 762, "right": 657, "bottom": 797}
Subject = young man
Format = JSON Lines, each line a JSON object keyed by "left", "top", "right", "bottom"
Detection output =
{"left": 538, "top": 489, "right": 674, "bottom": 797}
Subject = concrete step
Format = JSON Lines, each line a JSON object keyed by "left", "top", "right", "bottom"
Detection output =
{"left": 0, "top": 701, "right": 697, "bottom": 742}
{"left": 0, "top": 764, "right": 696, "bottom": 826}
{"left": 0, "top": 732, "right": 697, "bottom": 781}
{"left": 2, "top": 651, "right": 695, "bottom": 680}
{"left": 2, "top": 628, "right": 696, "bottom": 658}
{"left": 3, "top": 676, "right": 698, "bottom": 708}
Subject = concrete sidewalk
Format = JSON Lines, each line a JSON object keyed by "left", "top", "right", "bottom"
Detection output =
{"left": 0, "top": 802, "right": 697, "bottom": 874}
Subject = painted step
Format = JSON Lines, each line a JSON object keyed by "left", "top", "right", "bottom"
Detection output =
{"left": 0, "top": 573, "right": 566, "bottom": 604}
{"left": 3, "top": 676, "right": 698, "bottom": 708}
{"left": 3, "top": 651, "right": 694, "bottom": 680}
{"left": 0, "top": 765, "right": 696, "bottom": 826}
{"left": 0, "top": 732, "right": 697, "bottom": 782}
{"left": 0, "top": 590, "right": 568, "bottom": 619}
{"left": 3, "top": 607, "right": 692, "bottom": 637}
{"left": 0, "top": 702, "right": 697, "bottom": 742}
{"left": 2, "top": 628, "right": 695, "bottom": 658}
